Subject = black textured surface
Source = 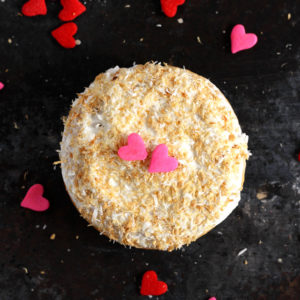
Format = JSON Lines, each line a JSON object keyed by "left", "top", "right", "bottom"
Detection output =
{"left": 0, "top": 1, "right": 300, "bottom": 299}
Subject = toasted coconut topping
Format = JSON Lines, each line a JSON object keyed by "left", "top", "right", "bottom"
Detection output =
{"left": 60, "top": 63, "right": 249, "bottom": 251}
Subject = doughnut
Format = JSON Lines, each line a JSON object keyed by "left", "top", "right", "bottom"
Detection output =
{"left": 60, "top": 63, "right": 249, "bottom": 251}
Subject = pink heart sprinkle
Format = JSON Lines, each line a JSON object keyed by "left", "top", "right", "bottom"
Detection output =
{"left": 231, "top": 24, "right": 258, "bottom": 54}
{"left": 209, "top": 298, "right": 217, "bottom": 300}
{"left": 21, "top": 184, "right": 50, "bottom": 212}
{"left": 0, "top": 82, "right": 4, "bottom": 90}
{"left": 148, "top": 144, "right": 178, "bottom": 173}
{"left": 118, "top": 133, "right": 148, "bottom": 161}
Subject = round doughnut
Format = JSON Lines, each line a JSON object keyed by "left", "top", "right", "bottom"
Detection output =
{"left": 60, "top": 63, "right": 249, "bottom": 251}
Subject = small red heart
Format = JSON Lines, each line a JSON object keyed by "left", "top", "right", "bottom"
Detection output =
{"left": 140, "top": 271, "right": 168, "bottom": 296}
{"left": 59, "top": 0, "right": 86, "bottom": 22}
{"left": 21, "top": 184, "right": 50, "bottom": 212}
{"left": 118, "top": 133, "right": 148, "bottom": 161}
{"left": 21, "top": 0, "right": 47, "bottom": 17}
{"left": 51, "top": 22, "right": 78, "bottom": 49}
{"left": 160, "top": 0, "right": 185, "bottom": 18}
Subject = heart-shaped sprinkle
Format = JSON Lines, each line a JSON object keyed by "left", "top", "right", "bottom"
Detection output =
{"left": 21, "top": 0, "right": 47, "bottom": 17}
{"left": 118, "top": 133, "right": 148, "bottom": 161}
{"left": 231, "top": 24, "right": 258, "bottom": 54}
{"left": 148, "top": 144, "right": 178, "bottom": 173}
{"left": 160, "top": 0, "right": 185, "bottom": 18}
{"left": 209, "top": 297, "right": 217, "bottom": 300}
{"left": 51, "top": 22, "right": 78, "bottom": 49}
{"left": 0, "top": 82, "right": 4, "bottom": 90}
{"left": 21, "top": 184, "right": 50, "bottom": 212}
{"left": 140, "top": 270, "right": 168, "bottom": 296}
{"left": 59, "top": 0, "right": 87, "bottom": 22}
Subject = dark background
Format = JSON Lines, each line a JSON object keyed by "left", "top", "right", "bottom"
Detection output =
{"left": 0, "top": 0, "right": 299, "bottom": 299}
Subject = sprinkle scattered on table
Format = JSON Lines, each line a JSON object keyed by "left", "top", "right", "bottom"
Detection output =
{"left": 50, "top": 233, "right": 56, "bottom": 240}
{"left": 196, "top": 36, "right": 202, "bottom": 44}
{"left": 231, "top": 24, "right": 258, "bottom": 54}
{"left": 20, "top": 184, "right": 50, "bottom": 212}
{"left": 58, "top": 0, "right": 86, "bottom": 22}
{"left": 237, "top": 248, "right": 248, "bottom": 256}
{"left": 160, "top": 0, "right": 185, "bottom": 18}
{"left": 0, "top": 82, "right": 4, "bottom": 90}
{"left": 21, "top": 0, "right": 47, "bottom": 17}
{"left": 51, "top": 22, "right": 78, "bottom": 49}
{"left": 256, "top": 191, "right": 268, "bottom": 200}
{"left": 140, "top": 270, "right": 168, "bottom": 296}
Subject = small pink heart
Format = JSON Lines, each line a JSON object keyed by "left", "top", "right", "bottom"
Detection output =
{"left": 0, "top": 82, "right": 4, "bottom": 90}
{"left": 148, "top": 144, "right": 178, "bottom": 173}
{"left": 231, "top": 24, "right": 258, "bottom": 54}
{"left": 118, "top": 133, "right": 148, "bottom": 161}
{"left": 21, "top": 184, "right": 50, "bottom": 212}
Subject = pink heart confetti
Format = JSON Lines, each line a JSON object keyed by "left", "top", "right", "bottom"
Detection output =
{"left": 148, "top": 144, "right": 178, "bottom": 173}
{"left": 0, "top": 82, "right": 4, "bottom": 90}
{"left": 209, "top": 297, "right": 217, "bottom": 300}
{"left": 231, "top": 24, "right": 258, "bottom": 54}
{"left": 21, "top": 184, "right": 50, "bottom": 212}
{"left": 118, "top": 133, "right": 148, "bottom": 161}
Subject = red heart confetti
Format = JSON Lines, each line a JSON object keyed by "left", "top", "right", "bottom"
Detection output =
{"left": 231, "top": 24, "right": 258, "bottom": 54}
{"left": 51, "top": 22, "right": 78, "bottom": 49}
{"left": 59, "top": 0, "right": 87, "bottom": 22}
{"left": 118, "top": 133, "right": 148, "bottom": 161}
{"left": 0, "top": 82, "right": 4, "bottom": 90}
{"left": 298, "top": 152, "right": 300, "bottom": 162}
{"left": 21, "top": 0, "right": 47, "bottom": 17}
{"left": 160, "top": 0, "right": 185, "bottom": 18}
{"left": 21, "top": 184, "right": 50, "bottom": 212}
{"left": 148, "top": 144, "right": 178, "bottom": 173}
{"left": 140, "top": 270, "right": 168, "bottom": 296}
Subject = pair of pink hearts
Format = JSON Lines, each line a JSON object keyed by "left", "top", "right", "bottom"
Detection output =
{"left": 118, "top": 133, "right": 178, "bottom": 173}
{"left": 21, "top": 184, "right": 50, "bottom": 212}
